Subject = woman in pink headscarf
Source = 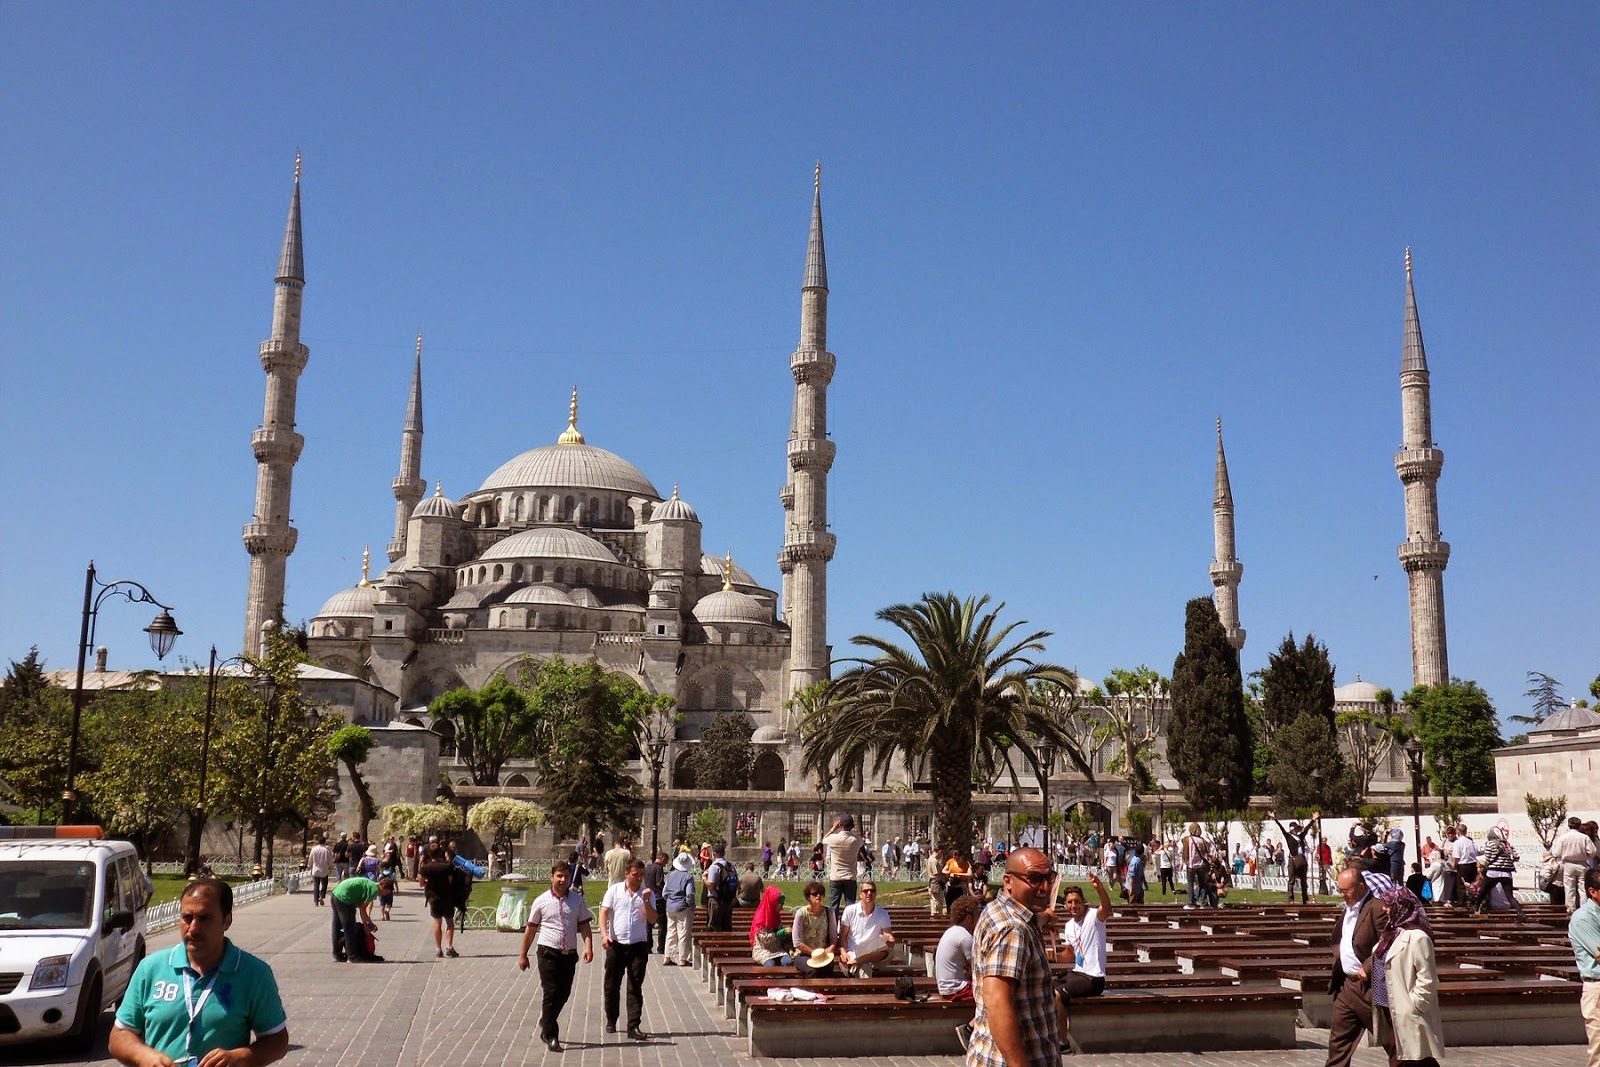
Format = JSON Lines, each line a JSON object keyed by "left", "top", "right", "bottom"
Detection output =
{"left": 750, "top": 885, "right": 794, "bottom": 967}
{"left": 1370, "top": 884, "right": 1445, "bottom": 1067}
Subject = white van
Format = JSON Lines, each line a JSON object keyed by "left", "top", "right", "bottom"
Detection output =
{"left": 0, "top": 827, "right": 151, "bottom": 1049}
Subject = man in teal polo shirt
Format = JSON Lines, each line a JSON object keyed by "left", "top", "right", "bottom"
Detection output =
{"left": 110, "top": 878, "right": 287, "bottom": 1067}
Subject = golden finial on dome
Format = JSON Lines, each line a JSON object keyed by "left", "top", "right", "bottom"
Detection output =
{"left": 433, "top": 481, "right": 444, "bottom": 496}
{"left": 723, "top": 550, "right": 735, "bottom": 592}
{"left": 359, "top": 545, "right": 372, "bottom": 587}
{"left": 558, "top": 386, "right": 586, "bottom": 445}
{"left": 671, "top": 484, "right": 680, "bottom": 500}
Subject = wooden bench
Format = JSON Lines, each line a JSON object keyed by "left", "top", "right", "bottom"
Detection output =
{"left": 1436, "top": 978, "right": 1587, "bottom": 1045}
{"left": 746, "top": 993, "right": 974, "bottom": 1058}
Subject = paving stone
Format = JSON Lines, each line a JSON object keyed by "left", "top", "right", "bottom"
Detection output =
{"left": 3, "top": 889, "right": 1589, "bottom": 1066}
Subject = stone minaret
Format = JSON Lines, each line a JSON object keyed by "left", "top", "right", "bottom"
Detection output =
{"left": 1395, "top": 248, "right": 1450, "bottom": 687}
{"left": 387, "top": 332, "right": 425, "bottom": 562}
{"left": 1208, "top": 418, "right": 1245, "bottom": 652}
{"left": 778, "top": 164, "right": 837, "bottom": 694}
{"left": 243, "top": 157, "right": 309, "bottom": 655}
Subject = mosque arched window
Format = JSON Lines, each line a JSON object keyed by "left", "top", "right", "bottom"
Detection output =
{"left": 512, "top": 563, "right": 523, "bottom": 581}
{"left": 575, "top": 567, "right": 585, "bottom": 586}
{"left": 554, "top": 567, "right": 565, "bottom": 584}
{"left": 589, "top": 496, "right": 600, "bottom": 518}
{"left": 564, "top": 495, "right": 575, "bottom": 519}
{"left": 493, "top": 564, "right": 504, "bottom": 582}
{"left": 533, "top": 565, "right": 544, "bottom": 583}
{"left": 713, "top": 670, "right": 735, "bottom": 710}
{"left": 498, "top": 610, "right": 508, "bottom": 627}
{"left": 513, "top": 496, "right": 524, "bottom": 521}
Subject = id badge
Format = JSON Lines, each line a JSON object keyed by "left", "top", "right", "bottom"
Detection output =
{"left": 175, "top": 1059, "right": 199, "bottom": 1067}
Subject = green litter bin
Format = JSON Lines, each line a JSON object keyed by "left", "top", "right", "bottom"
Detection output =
{"left": 496, "top": 874, "right": 532, "bottom": 931}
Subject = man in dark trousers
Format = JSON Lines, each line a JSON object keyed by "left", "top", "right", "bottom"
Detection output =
{"left": 517, "top": 862, "right": 594, "bottom": 1052}
{"left": 1325, "top": 867, "right": 1384, "bottom": 1067}
{"left": 703, "top": 842, "right": 736, "bottom": 933}
{"left": 1269, "top": 809, "right": 1317, "bottom": 905}
{"left": 643, "top": 850, "right": 668, "bottom": 953}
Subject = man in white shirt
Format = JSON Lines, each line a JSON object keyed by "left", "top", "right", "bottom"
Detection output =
{"left": 517, "top": 863, "right": 594, "bottom": 1052}
{"left": 822, "top": 814, "right": 866, "bottom": 912}
{"left": 307, "top": 836, "right": 334, "bottom": 906}
{"left": 599, "top": 859, "right": 657, "bottom": 1041}
{"left": 1552, "top": 817, "right": 1599, "bottom": 913}
{"left": 1056, "top": 872, "right": 1111, "bottom": 1003}
{"left": 935, "top": 894, "right": 983, "bottom": 1001}
{"left": 839, "top": 881, "right": 895, "bottom": 976}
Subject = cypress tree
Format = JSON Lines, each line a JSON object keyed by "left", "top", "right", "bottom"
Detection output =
{"left": 1168, "top": 597, "right": 1252, "bottom": 812}
{"left": 1260, "top": 632, "right": 1337, "bottom": 731}
{"left": 1259, "top": 632, "right": 1354, "bottom": 810}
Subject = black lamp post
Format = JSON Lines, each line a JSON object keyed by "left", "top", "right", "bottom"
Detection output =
{"left": 647, "top": 737, "right": 668, "bottom": 857}
{"left": 816, "top": 771, "right": 832, "bottom": 845}
{"left": 63, "top": 561, "right": 180, "bottom": 825}
{"left": 1036, "top": 741, "right": 1056, "bottom": 860}
{"left": 1402, "top": 737, "right": 1426, "bottom": 867}
{"left": 187, "top": 645, "right": 253, "bottom": 873}
{"left": 253, "top": 667, "right": 280, "bottom": 873}
{"left": 1309, "top": 768, "right": 1326, "bottom": 893}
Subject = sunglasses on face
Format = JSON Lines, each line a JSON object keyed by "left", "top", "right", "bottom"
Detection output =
{"left": 1008, "top": 870, "right": 1051, "bottom": 886}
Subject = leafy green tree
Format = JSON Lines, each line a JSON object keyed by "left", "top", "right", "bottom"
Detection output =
{"left": 522, "top": 658, "right": 668, "bottom": 840}
{"left": 0, "top": 648, "right": 74, "bottom": 821}
{"left": 1525, "top": 794, "right": 1567, "bottom": 849}
{"left": 799, "top": 592, "right": 1085, "bottom": 860}
{"left": 1238, "top": 809, "right": 1265, "bottom": 846}
{"left": 209, "top": 631, "right": 337, "bottom": 873}
{"left": 1167, "top": 598, "right": 1252, "bottom": 813}
{"left": 685, "top": 806, "right": 727, "bottom": 846}
{"left": 1403, "top": 680, "right": 1502, "bottom": 797}
{"left": 429, "top": 673, "right": 538, "bottom": 785}
{"left": 1512, "top": 671, "right": 1566, "bottom": 726}
{"left": 1124, "top": 808, "right": 1153, "bottom": 842}
{"left": 687, "top": 711, "right": 754, "bottom": 791}
{"left": 467, "top": 796, "right": 545, "bottom": 857}
{"left": 80, "top": 686, "right": 201, "bottom": 867}
{"left": 1095, "top": 666, "right": 1168, "bottom": 799}
{"left": 328, "top": 725, "right": 377, "bottom": 840}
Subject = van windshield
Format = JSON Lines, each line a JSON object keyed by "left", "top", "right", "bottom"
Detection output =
{"left": 0, "top": 861, "right": 96, "bottom": 930}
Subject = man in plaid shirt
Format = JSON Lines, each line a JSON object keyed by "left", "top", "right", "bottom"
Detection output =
{"left": 966, "top": 847, "right": 1059, "bottom": 1067}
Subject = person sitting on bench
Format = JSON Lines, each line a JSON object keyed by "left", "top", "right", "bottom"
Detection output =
{"left": 1055, "top": 871, "right": 1112, "bottom": 1023}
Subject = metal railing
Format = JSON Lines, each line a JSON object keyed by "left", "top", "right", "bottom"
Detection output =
{"left": 146, "top": 874, "right": 299, "bottom": 934}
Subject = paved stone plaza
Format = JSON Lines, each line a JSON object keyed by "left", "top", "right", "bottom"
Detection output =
{"left": 5, "top": 889, "right": 1586, "bottom": 1067}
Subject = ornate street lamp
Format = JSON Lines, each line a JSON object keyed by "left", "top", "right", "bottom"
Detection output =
{"left": 1309, "top": 768, "right": 1326, "bottom": 894}
{"left": 647, "top": 737, "right": 668, "bottom": 857}
{"left": 1402, "top": 736, "right": 1426, "bottom": 867}
{"left": 816, "top": 770, "right": 832, "bottom": 846}
{"left": 63, "top": 561, "right": 180, "bottom": 825}
{"left": 1036, "top": 740, "right": 1057, "bottom": 861}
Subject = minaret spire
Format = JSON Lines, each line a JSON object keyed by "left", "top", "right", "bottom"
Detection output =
{"left": 779, "top": 164, "right": 838, "bottom": 695}
{"left": 388, "top": 332, "right": 426, "bottom": 562}
{"left": 1208, "top": 417, "right": 1245, "bottom": 652}
{"left": 1395, "top": 249, "right": 1450, "bottom": 686}
{"left": 558, "top": 386, "right": 585, "bottom": 445}
{"left": 244, "top": 157, "right": 310, "bottom": 655}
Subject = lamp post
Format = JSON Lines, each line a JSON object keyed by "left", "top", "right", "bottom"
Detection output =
{"left": 253, "top": 667, "right": 280, "bottom": 874}
{"left": 63, "top": 561, "right": 180, "bottom": 825}
{"left": 187, "top": 645, "right": 254, "bottom": 873}
{"left": 1036, "top": 741, "right": 1056, "bottom": 860}
{"left": 647, "top": 737, "right": 668, "bottom": 857}
{"left": 816, "top": 771, "right": 832, "bottom": 846}
{"left": 1309, "top": 768, "right": 1326, "bottom": 894}
{"left": 1402, "top": 737, "right": 1425, "bottom": 869}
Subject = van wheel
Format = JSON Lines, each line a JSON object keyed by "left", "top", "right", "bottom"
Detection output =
{"left": 64, "top": 973, "right": 102, "bottom": 1053}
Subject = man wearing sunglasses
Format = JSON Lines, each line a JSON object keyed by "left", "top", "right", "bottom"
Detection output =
{"left": 965, "top": 847, "right": 1057, "bottom": 1067}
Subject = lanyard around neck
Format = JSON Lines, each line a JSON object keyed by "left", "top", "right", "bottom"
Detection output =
{"left": 183, "top": 967, "right": 217, "bottom": 1059}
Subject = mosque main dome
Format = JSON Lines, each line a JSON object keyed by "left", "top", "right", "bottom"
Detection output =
{"left": 477, "top": 442, "right": 660, "bottom": 499}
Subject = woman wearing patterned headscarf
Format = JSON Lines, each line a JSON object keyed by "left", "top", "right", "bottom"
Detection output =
{"left": 1370, "top": 885, "right": 1445, "bottom": 1067}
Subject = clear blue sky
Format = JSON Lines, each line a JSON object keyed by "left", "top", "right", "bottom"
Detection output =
{"left": 3, "top": 7, "right": 1595, "bottom": 728}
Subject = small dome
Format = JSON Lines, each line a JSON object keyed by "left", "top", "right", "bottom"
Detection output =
{"left": 443, "top": 588, "right": 486, "bottom": 609}
{"left": 1334, "top": 678, "right": 1385, "bottom": 704}
{"left": 692, "top": 588, "right": 770, "bottom": 626}
{"left": 413, "top": 483, "right": 460, "bottom": 519}
{"left": 1532, "top": 705, "right": 1600, "bottom": 733}
{"left": 700, "top": 553, "right": 756, "bottom": 586}
{"left": 752, "top": 724, "right": 786, "bottom": 744}
{"left": 503, "top": 584, "right": 575, "bottom": 606}
{"left": 480, "top": 527, "right": 619, "bottom": 565}
{"left": 315, "top": 584, "right": 378, "bottom": 618}
{"left": 651, "top": 485, "right": 699, "bottom": 523}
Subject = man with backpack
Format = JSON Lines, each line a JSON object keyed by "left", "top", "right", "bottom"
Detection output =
{"left": 704, "top": 841, "right": 736, "bottom": 932}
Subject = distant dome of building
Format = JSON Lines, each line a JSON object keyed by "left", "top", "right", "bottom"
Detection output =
{"left": 412, "top": 482, "right": 460, "bottom": 519}
{"left": 480, "top": 527, "right": 620, "bottom": 565}
{"left": 1532, "top": 705, "right": 1600, "bottom": 733}
{"left": 316, "top": 583, "right": 378, "bottom": 618}
{"left": 503, "top": 584, "right": 575, "bottom": 606}
{"left": 752, "top": 724, "right": 786, "bottom": 744}
{"left": 693, "top": 588, "right": 770, "bottom": 626}
{"left": 700, "top": 553, "right": 755, "bottom": 586}
{"left": 651, "top": 485, "right": 699, "bottom": 523}
{"left": 1334, "top": 678, "right": 1385, "bottom": 704}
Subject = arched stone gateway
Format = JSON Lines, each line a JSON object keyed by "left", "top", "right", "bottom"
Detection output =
{"left": 751, "top": 750, "right": 785, "bottom": 791}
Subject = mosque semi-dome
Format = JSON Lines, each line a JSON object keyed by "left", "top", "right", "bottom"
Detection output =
{"left": 503, "top": 584, "right": 576, "bottom": 606}
{"left": 700, "top": 553, "right": 756, "bottom": 586}
{"left": 480, "top": 527, "right": 620, "bottom": 565}
{"left": 752, "top": 724, "right": 786, "bottom": 744}
{"left": 693, "top": 587, "right": 771, "bottom": 627}
{"left": 316, "top": 583, "right": 378, "bottom": 618}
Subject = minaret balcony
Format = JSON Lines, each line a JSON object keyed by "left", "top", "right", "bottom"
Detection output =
{"left": 778, "top": 484, "right": 795, "bottom": 510}
{"left": 780, "top": 530, "right": 837, "bottom": 565}
{"left": 386, "top": 540, "right": 406, "bottom": 562}
{"left": 789, "top": 348, "right": 836, "bottom": 383}
{"left": 1394, "top": 447, "right": 1444, "bottom": 483}
{"left": 258, "top": 339, "right": 309, "bottom": 375}
{"left": 392, "top": 475, "right": 424, "bottom": 498}
{"left": 787, "top": 437, "right": 837, "bottom": 470}
{"left": 1397, "top": 539, "right": 1451, "bottom": 572}
{"left": 1208, "top": 560, "right": 1243, "bottom": 584}
{"left": 251, "top": 427, "right": 305, "bottom": 464}
{"left": 242, "top": 522, "right": 298, "bottom": 555}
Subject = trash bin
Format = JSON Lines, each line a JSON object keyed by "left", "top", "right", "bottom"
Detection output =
{"left": 496, "top": 874, "right": 532, "bottom": 931}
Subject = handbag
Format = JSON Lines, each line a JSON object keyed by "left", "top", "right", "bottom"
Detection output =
{"left": 893, "top": 976, "right": 925, "bottom": 1002}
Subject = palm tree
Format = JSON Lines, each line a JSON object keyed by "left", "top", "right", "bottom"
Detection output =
{"left": 799, "top": 592, "right": 1088, "bottom": 859}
